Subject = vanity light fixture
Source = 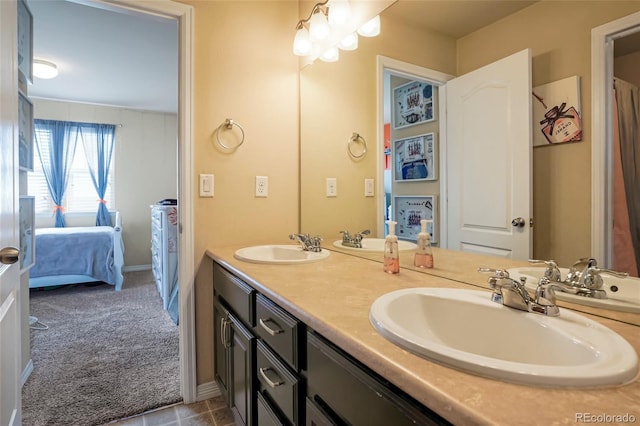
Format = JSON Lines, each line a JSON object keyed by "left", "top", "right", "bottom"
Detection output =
{"left": 293, "top": 0, "right": 380, "bottom": 62}
{"left": 33, "top": 59, "right": 58, "bottom": 79}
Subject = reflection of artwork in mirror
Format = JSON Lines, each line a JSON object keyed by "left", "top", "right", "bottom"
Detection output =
{"left": 393, "top": 81, "right": 434, "bottom": 129}
{"left": 19, "top": 196, "right": 35, "bottom": 272}
{"left": 532, "top": 76, "right": 582, "bottom": 146}
{"left": 17, "top": 0, "right": 33, "bottom": 85}
{"left": 393, "top": 133, "right": 436, "bottom": 181}
{"left": 393, "top": 195, "right": 437, "bottom": 243}
{"left": 18, "top": 90, "right": 33, "bottom": 171}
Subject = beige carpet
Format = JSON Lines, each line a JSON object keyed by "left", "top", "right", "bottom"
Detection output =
{"left": 22, "top": 271, "right": 181, "bottom": 426}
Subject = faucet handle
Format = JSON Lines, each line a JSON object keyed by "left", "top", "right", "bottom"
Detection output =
{"left": 477, "top": 267, "right": 510, "bottom": 278}
{"left": 592, "top": 267, "right": 628, "bottom": 279}
{"left": 528, "top": 259, "right": 562, "bottom": 281}
{"left": 358, "top": 229, "right": 371, "bottom": 236}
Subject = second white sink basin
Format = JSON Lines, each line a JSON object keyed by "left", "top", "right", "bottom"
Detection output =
{"left": 507, "top": 267, "right": 640, "bottom": 314}
{"left": 333, "top": 238, "right": 417, "bottom": 252}
{"left": 234, "top": 245, "right": 330, "bottom": 264}
{"left": 370, "top": 287, "right": 639, "bottom": 387}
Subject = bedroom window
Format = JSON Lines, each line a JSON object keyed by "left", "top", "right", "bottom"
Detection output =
{"left": 28, "top": 125, "right": 115, "bottom": 215}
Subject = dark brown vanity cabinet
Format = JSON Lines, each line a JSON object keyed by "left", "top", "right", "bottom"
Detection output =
{"left": 213, "top": 261, "right": 449, "bottom": 426}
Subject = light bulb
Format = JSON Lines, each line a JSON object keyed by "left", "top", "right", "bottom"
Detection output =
{"left": 309, "top": 10, "right": 330, "bottom": 41}
{"left": 293, "top": 27, "right": 312, "bottom": 56}
{"left": 319, "top": 46, "right": 339, "bottom": 62}
{"left": 357, "top": 15, "right": 380, "bottom": 37}
{"left": 338, "top": 32, "right": 358, "bottom": 50}
{"left": 328, "top": 0, "right": 351, "bottom": 26}
{"left": 33, "top": 60, "right": 58, "bottom": 79}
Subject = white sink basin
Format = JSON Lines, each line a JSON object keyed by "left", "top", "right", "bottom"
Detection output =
{"left": 507, "top": 267, "right": 640, "bottom": 314}
{"left": 370, "top": 287, "right": 639, "bottom": 387}
{"left": 234, "top": 245, "right": 330, "bottom": 264}
{"left": 332, "top": 238, "right": 417, "bottom": 252}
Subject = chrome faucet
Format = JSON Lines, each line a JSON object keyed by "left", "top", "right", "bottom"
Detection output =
{"left": 289, "top": 233, "right": 323, "bottom": 252}
{"left": 527, "top": 259, "right": 562, "bottom": 281}
{"left": 339, "top": 229, "right": 370, "bottom": 248}
{"left": 478, "top": 268, "right": 563, "bottom": 316}
{"left": 564, "top": 258, "right": 628, "bottom": 298}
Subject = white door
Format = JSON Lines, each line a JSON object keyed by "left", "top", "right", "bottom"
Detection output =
{"left": 446, "top": 49, "right": 532, "bottom": 260}
{"left": 0, "top": 0, "right": 23, "bottom": 425}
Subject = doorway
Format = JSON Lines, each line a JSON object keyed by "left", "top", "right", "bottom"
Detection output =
{"left": 22, "top": 0, "right": 196, "bottom": 411}
{"left": 591, "top": 10, "right": 640, "bottom": 273}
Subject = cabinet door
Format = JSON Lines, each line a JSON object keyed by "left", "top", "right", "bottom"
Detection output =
{"left": 214, "top": 301, "right": 231, "bottom": 404}
{"left": 230, "top": 314, "right": 256, "bottom": 426}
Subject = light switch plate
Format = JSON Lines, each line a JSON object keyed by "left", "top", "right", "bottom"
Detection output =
{"left": 326, "top": 178, "right": 337, "bottom": 197}
{"left": 365, "top": 178, "right": 374, "bottom": 197}
{"left": 200, "top": 174, "right": 214, "bottom": 197}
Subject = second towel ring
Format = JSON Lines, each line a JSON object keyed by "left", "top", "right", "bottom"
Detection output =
{"left": 347, "top": 132, "right": 367, "bottom": 159}
{"left": 216, "top": 118, "right": 245, "bottom": 150}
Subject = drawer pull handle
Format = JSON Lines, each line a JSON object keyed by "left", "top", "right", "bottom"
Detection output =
{"left": 259, "top": 367, "right": 284, "bottom": 388}
{"left": 259, "top": 318, "right": 284, "bottom": 336}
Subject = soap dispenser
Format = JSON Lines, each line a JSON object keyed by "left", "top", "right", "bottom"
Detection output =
{"left": 414, "top": 219, "right": 434, "bottom": 269}
{"left": 384, "top": 220, "right": 400, "bottom": 274}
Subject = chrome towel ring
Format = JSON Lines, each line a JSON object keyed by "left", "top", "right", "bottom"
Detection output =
{"left": 347, "top": 132, "right": 367, "bottom": 159}
{"left": 215, "top": 118, "right": 245, "bottom": 150}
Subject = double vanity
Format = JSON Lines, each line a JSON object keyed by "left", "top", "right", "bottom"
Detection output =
{"left": 207, "top": 242, "right": 640, "bottom": 425}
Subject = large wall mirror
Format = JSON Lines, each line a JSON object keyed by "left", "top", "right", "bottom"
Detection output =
{"left": 300, "top": 0, "right": 640, "bottom": 326}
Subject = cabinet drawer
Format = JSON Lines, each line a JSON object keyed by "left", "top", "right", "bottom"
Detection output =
{"left": 254, "top": 293, "right": 301, "bottom": 371}
{"left": 306, "top": 331, "right": 448, "bottom": 426}
{"left": 256, "top": 340, "right": 300, "bottom": 425}
{"left": 306, "top": 397, "right": 339, "bottom": 426}
{"left": 257, "top": 391, "right": 286, "bottom": 426}
{"left": 213, "top": 263, "right": 254, "bottom": 327}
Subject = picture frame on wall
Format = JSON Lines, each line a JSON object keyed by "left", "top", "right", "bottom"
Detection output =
{"left": 18, "top": 90, "right": 34, "bottom": 171}
{"left": 393, "top": 133, "right": 437, "bottom": 182}
{"left": 393, "top": 195, "right": 437, "bottom": 243}
{"left": 19, "top": 196, "right": 35, "bottom": 273}
{"left": 17, "top": 0, "right": 33, "bottom": 85}
{"left": 392, "top": 80, "right": 434, "bottom": 129}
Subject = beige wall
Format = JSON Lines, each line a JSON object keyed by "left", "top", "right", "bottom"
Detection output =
{"left": 32, "top": 99, "right": 178, "bottom": 268}
{"left": 177, "top": 1, "right": 300, "bottom": 385}
{"left": 457, "top": 1, "right": 640, "bottom": 267}
{"left": 615, "top": 50, "right": 640, "bottom": 87}
{"left": 300, "top": 11, "right": 456, "bottom": 240}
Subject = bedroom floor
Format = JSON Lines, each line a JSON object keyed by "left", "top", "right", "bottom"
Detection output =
{"left": 106, "top": 397, "right": 235, "bottom": 426}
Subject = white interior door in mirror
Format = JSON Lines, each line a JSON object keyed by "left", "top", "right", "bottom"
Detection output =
{"left": 446, "top": 49, "right": 532, "bottom": 260}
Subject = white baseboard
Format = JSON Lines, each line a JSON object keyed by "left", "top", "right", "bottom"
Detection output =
{"left": 123, "top": 264, "right": 151, "bottom": 272}
{"left": 196, "top": 381, "right": 221, "bottom": 401}
{"left": 21, "top": 359, "right": 33, "bottom": 387}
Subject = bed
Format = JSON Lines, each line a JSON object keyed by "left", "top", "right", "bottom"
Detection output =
{"left": 29, "top": 212, "right": 125, "bottom": 291}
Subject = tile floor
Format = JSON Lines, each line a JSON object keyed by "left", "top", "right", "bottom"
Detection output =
{"left": 106, "top": 396, "right": 235, "bottom": 426}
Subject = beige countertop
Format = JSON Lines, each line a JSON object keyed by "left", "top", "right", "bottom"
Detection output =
{"left": 207, "top": 244, "right": 640, "bottom": 426}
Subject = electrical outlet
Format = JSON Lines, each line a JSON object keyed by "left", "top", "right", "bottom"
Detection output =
{"left": 326, "top": 178, "right": 337, "bottom": 197}
{"left": 255, "top": 176, "right": 268, "bottom": 197}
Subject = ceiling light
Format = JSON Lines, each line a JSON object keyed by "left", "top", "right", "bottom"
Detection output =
{"left": 33, "top": 60, "right": 58, "bottom": 79}
{"left": 328, "top": 0, "right": 351, "bottom": 27}
{"left": 358, "top": 15, "right": 380, "bottom": 37}
{"left": 292, "top": 2, "right": 381, "bottom": 62}
{"left": 338, "top": 32, "right": 358, "bottom": 51}
{"left": 319, "top": 46, "right": 339, "bottom": 62}
{"left": 293, "top": 27, "right": 312, "bottom": 56}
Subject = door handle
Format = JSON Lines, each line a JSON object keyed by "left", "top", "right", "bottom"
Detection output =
{"left": 511, "top": 217, "right": 526, "bottom": 228}
{"left": 0, "top": 247, "right": 19, "bottom": 264}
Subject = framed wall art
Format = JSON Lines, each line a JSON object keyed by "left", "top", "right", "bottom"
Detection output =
{"left": 19, "top": 196, "right": 35, "bottom": 272}
{"left": 393, "top": 133, "right": 436, "bottom": 182}
{"left": 17, "top": 0, "right": 33, "bottom": 85}
{"left": 393, "top": 80, "right": 434, "bottom": 129}
{"left": 392, "top": 195, "right": 437, "bottom": 243}
{"left": 532, "top": 76, "right": 582, "bottom": 146}
{"left": 18, "top": 90, "right": 34, "bottom": 171}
